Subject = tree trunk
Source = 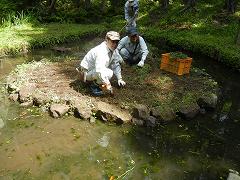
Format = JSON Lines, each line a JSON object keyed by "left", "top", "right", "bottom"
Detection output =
{"left": 162, "top": 0, "right": 169, "bottom": 10}
{"left": 235, "top": 19, "right": 240, "bottom": 45}
{"left": 24, "top": 0, "right": 35, "bottom": 7}
{"left": 74, "top": 0, "right": 81, "bottom": 8}
{"left": 109, "top": 0, "right": 123, "bottom": 14}
{"left": 84, "top": 0, "right": 91, "bottom": 9}
{"left": 184, "top": 0, "right": 196, "bottom": 7}
{"left": 181, "top": 0, "right": 197, "bottom": 12}
{"left": 49, "top": 0, "right": 57, "bottom": 13}
{"left": 101, "top": 0, "right": 107, "bottom": 14}
{"left": 224, "top": 0, "right": 237, "bottom": 13}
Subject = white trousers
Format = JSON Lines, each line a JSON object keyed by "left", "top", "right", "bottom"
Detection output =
{"left": 82, "top": 67, "right": 113, "bottom": 84}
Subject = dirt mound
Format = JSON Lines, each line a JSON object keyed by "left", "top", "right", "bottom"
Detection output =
{"left": 6, "top": 58, "right": 218, "bottom": 125}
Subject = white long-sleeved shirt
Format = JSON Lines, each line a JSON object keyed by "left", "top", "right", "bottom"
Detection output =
{"left": 124, "top": 0, "right": 139, "bottom": 21}
{"left": 80, "top": 41, "right": 123, "bottom": 84}
{"left": 117, "top": 36, "right": 149, "bottom": 62}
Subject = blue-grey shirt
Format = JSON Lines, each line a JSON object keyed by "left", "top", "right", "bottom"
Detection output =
{"left": 117, "top": 36, "right": 149, "bottom": 62}
{"left": 124, "top": 0, "right": 139, "bottom": 21}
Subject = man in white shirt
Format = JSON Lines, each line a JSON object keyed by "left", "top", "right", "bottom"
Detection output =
{"left": 77, "top": 31, "right": 126, "bottom": 96}
{"left": 117, "top": 27, "right": 149, "bottom": 67}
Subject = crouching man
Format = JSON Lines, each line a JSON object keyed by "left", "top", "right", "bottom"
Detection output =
{"left": 77, "top": 31, "right": 126, "bottom": 96}
{"left": 117, "top": 27, "right": 149, "bottom": 67}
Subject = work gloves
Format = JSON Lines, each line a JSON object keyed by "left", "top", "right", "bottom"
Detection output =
{"left": 118, "top": 79, "right": 126, "bottom": 87}
{"left": 101, "top": 83, "right": 113, "bottom": 94}
{"left": 137, "top": 60, "right": 144, "bottom": 67}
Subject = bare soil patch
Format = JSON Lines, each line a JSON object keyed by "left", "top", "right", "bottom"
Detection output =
{"left": 6, "top": 54, "right": 218, "bottom": 124}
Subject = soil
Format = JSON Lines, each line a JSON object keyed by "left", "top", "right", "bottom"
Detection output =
{"left": 6, "top": 49, "right": 218, "bottom": 123}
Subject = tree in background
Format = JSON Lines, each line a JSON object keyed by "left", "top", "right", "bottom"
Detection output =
{"left": 224, "top": 0, "right": 237, "bottom": 13}
{"left": 181, "top": 0, "right": 197, "bottom": 12}
{"left": 84, "top": 0, "right": 91, "bottom": 9}
{"left": 49, "top": 0, "right": 57, "bottom": 14}
{"left": 161, "top": 0, "right": 169, "bottom": 10}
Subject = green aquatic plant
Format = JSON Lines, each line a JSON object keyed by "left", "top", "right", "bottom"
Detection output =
{"left": 169, "top": 52, "right": 188, "bottom": 61}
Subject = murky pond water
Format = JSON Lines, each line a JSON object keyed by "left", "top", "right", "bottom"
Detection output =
{"left": 0, "top": 38, "right": 239, "bottom": 179}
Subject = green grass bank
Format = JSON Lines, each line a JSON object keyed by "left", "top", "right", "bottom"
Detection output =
{"left": 0, "top": 0, "right": 240, "bottom": 70}
{"left": 138, "top": 1, "right": 240, "bottom": 70}
{"left": 0, "top": 23, "right": 107, "bottom": 55}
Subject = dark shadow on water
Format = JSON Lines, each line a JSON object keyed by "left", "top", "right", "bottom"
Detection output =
{"left": 125, "top": 51, "right": 240, "bottom": 179}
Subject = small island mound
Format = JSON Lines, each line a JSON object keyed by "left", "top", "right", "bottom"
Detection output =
{"left": 6, "top": 55, "right": 218, "bottom": 126}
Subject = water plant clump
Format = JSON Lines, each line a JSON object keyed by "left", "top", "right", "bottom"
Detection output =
{"left": 169, "top": 52, "right": 189, "bottom": 61}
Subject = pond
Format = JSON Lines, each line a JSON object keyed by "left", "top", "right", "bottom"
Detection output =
{"left": 0, "top": 38, "right": 239, "bottom": 179}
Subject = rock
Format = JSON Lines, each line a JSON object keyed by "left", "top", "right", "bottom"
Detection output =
{"left": 199, "top": 108, "right": 206, "bottom": 114}
{"left": 219, "top": 114, "right": 228, "bottom": 122}
{"left": 131, "top": 118, "right": 144, "bottom": 126}
{"left": 151, "top": 106, "right": 176, "bottom": 122}
{"left": 49, "top": 104, "right": 70, "bottom": 118}
{"left": 8, "top": 93, "right": 19, "bottom": 102}
{"left": 20, "top": 100, "right": 33, "bottom": 107}
{"left": 33, "top": 93, "right": 48, "bottom": 106}
{"left": 89, "top": 116, "right": 96, "bottom": 124}
{"left": 0, "top": 118, "right": 4, "bottom": 129}
{"left": 145, "top": 116, "right": 157, "bottom": 127}
{"left": 227, "top": 170, "right": 240, "bottom": 180}
{"left": 19, "top": 83, "right": 36, "bottom": 103}
{"left": 7, "top": 83, "right": 16, "bottom": 93}
{"left": 132, "top": 104, "right": 150, "bottom": 120}
{"left": 197, "top": 94, "right": 218, "bottom": 110}
{"left": 178, "top": 103, "right": 200, "bottom": 119}
{"left": 74, "top": 104, "right": 92, "bottom": 120}
{"left": 95, "top": 101, "right": 132, "bottom": 123}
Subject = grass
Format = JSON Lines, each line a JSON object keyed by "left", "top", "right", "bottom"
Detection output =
{"left": 1, "top": 0, "right": 240, "bottom": 70}
{"left": 137, "top": 1, "right": 240, "bottom": 69}
{"left": 0, "top": 13, "right": 107, "bottom": 55}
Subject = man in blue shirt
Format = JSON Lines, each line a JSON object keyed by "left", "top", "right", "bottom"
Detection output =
{"left": 117, "top": 27, "right": 149, "bottom": 67}
{"left": 125, "top": 0, "right": 139, "bottom": 30}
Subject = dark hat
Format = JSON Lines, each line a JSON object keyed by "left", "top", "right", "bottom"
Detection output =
{"left": 128, "top": 0, "right": 134, "bottom": 6}
{"left": 127, "top": 27, "right": 138, "bottom": 36}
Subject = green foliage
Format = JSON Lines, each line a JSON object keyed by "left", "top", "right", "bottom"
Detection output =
{"left": 0, "top": 23, "right": 107, "bottom": 55}
{"left": 169, "top": 52, "right": 188, "bottom": 61}
{"left": 0, "top": 0, "right": 17, "bottom": 18}
{"left": 0, "top": 0, "right": 240, "bottom": 70}
{"left": 1, "top": 11, "right": 39, "bottom": 28}
{"left": 133, "top": 64, "right": 151, "bottom": 83}
{"left": 142, "top": 15, "right": 240, "bottom": 69}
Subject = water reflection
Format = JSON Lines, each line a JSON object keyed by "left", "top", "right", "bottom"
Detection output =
{"left": 191, "top": 53, "right": 240, "bottom": 122}
{"left": 217, "top": 80, "right": 240, "bottom": 121}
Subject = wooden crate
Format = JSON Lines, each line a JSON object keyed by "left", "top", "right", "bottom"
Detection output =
{"left": 160, "top": 53, "right": 192, "bottom": 75}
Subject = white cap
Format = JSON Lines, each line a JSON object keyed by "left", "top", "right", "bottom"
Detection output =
{"left": 106, "top": 31, "right": 120, "bottom": 41}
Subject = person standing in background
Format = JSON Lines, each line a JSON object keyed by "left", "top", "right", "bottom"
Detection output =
{"left": 124, "top": 0, "right": 139, "bottom": 30}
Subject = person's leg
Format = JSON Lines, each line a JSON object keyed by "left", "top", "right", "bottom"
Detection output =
{"left": 119, "top": 48, "right": 130, "bottom": 61}
{"left": 126, "top": 18, "right": 136, "bottom": 30}
{"left": 132, "top": 52, "right": 142, "bottom": 65}
{"left": 132, "top": 20, "right": 136, "bottom": 27}
{"left": 86, "top": 68, "right": 113, "bottom": 84}
{"left": 86, "top": 68, "right": 113, "bottom": 96}
{"left": 76, "top": 67, "right": 87, "bottom": 82}
{"left": 119, "top": 48, "right": 135, "bottom": 65}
